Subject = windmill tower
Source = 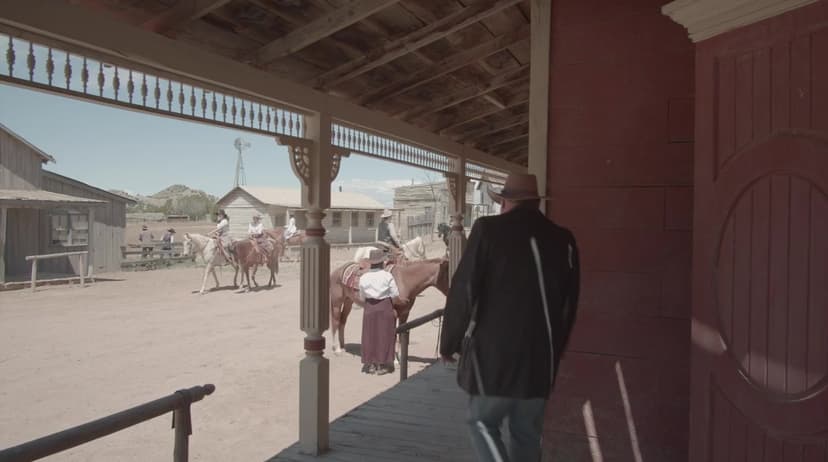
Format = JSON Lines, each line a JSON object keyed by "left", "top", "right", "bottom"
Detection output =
{"left": 233, "top": 137, "right": 251, "bottom": 187}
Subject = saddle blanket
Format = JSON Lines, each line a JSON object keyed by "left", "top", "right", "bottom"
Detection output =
{"left": 342, "top": 262, "right": 396, "bottom": 291}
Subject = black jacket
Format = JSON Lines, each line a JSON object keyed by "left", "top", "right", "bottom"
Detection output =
{"left": 439, "top": 207, "right": 580, "bottom": 399}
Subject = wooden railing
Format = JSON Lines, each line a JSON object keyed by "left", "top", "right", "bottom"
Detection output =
{"left": 0, "top": 384, "right": 215, "bottom": 462}
{"left": 396, "top": 308, "right": 445, "bottom": 382}
{"left": 25, "top": 251, "right": 88, "bottom": 293}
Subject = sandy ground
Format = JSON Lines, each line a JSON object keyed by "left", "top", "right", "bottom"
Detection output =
{"left": 0, "top": 243, "right": 448, "bottom": 461}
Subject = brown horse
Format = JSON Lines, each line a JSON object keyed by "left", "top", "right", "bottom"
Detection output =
{"left": 329, "top": 258, "right": 450, "bottom": 354}
{"left": 232, "top": 238, "right": 282, "bottom": 290}
{"left": 265, "top": 227, "right": 306, "bottom": 261}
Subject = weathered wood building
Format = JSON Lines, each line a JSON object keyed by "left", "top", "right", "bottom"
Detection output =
{"left": 0, "top": 123, "right": 133, "bottom": 284}
{"left": 216, "top": 186, "right": 384, "bottom": 244}
{"left": 393, "top": 180, "right": 498, "bottom": 239}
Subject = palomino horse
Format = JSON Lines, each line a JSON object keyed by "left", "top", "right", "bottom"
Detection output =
{"left": 182, "top": 233, "right": 238, "bottom": 294}
{"left": 329, "top": 258, "right": 449, "bottom": 354}
{"left": 352, "top": 236, "right": 427, "bottom": 263}
{"left": 232, "top": 238, "right": 281, "bottom": 290}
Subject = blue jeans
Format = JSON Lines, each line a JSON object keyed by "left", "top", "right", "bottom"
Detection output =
{"left": 467, "top": 395, "right": 546, "bottom": 462}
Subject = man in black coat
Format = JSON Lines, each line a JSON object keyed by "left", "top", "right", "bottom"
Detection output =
{"left": 440, "top": 173, "right": 580, "bottom": 462}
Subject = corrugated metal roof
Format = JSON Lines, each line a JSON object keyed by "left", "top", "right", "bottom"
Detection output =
{"left": 222, "top": 186, "right": 384, "bottom": 210}
{"left": 0, "top": 189, "right": 106, "bottom": 206}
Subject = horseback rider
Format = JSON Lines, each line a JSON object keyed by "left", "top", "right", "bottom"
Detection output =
{"left": 248, "top": 213, "right": 273, "bottom": 262}
{"left": 377, "top": 209, "right": 401, "bottom": 250}
{"left": 283, "top": 212, "right": 298, "bottom": 240}
{"left": 209, "top": 209, "right": 233, "bottom": 258}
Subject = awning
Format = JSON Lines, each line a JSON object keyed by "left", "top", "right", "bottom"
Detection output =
{"left": 0, "top": 189, "right": 106, "bottom": 208}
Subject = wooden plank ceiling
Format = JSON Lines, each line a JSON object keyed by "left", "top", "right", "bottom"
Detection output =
{"left": 72, "top": 0, "right": 532, "bottom": 165}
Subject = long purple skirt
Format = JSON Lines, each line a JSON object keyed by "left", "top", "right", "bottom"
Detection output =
{"left": 361, "top": 298, "right": 396, "bottom": 365}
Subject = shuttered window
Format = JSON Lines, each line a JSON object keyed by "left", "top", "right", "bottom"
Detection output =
{"left": 50, "top": 210, "right": 88, "bottom": 246}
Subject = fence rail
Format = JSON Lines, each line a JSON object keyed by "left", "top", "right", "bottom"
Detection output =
{"left": 0, "top": 384, "right": 215, "bottom": 462}
{"left": 25, "top": 250, "right": 88, "bottom": 292}
{"left": 396, "top": 308, "right": 445, "bottom": 381}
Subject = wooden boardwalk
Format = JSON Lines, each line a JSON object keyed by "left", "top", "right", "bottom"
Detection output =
{"left": 267, "top": 363, "right": 474, "bottom": 462}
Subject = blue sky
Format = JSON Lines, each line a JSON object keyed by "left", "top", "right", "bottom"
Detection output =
{"left": 0, "top": 84, "right": 435, "bottom": 205}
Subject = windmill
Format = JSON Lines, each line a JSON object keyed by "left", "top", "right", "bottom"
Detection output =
{"left": 233, "top": 137, "right": 251, "bottom": 187}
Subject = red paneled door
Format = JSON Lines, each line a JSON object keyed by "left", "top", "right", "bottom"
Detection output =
{"left": 691, "top": 6, "right": 828, "bottom": 462}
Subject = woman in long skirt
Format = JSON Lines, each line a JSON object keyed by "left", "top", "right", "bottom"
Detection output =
{"left": 358, "top": 249, "right": 400, "bottom": 375}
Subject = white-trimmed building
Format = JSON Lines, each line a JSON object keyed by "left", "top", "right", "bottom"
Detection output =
{"left": 215, "top": 186, "right": 385, "bottom": 244}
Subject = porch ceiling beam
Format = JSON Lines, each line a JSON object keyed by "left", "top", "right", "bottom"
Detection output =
{"left": 0, "top": 0, "right": 520, "bottom": 174}
{"left": 357, "top": 26, "right": 529, "bottom": 106}
{"left": 314, "top": 0, "right": 525, "bottom": 90}
{"left": 254, "top": 0, "right": 401, "bottom": 64}
{"left": 481, "top": 94, "right": 507, "bottom": 110}
{"left": 474, "top": 122, "right": 529, "bottom": 147}
{"left": 396, "top": 64, "right": 529, "bottom": 120}
{"left": 483, "top": 132, "right": 529, "bottom": 150}
{"left": 457, "top": 112, "right": 528, "bottom": 143}
{"left": 438, "top": 94, "right": 529, "bottom": 134}
{"left": 141, "top": 0, "right": 232, "bottom": 34}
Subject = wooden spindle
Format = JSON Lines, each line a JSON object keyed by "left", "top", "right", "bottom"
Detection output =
{"left": 154, "top": 77, "right": 161, "bottom": 109}
{"left": 257, "top": 104, "right": 263, "bottom": 129}
{"left": 81, "top": 57, "right": 89, "bottom": 93}
{"left": 5, "top": 36, "right": 14, "bottom": 77}
{"left": 127, "top": 70, "right": 135, "bottom": 103}
{"left": 211, "top": 93, "right": 217, "bottom": 120}
{"left": 178, "top": 83, "right": 185, "bottom": 112}
{"left": 97, "top": 62, "right": 104, "bottom": 96}
{"left": 265, "top": 108, "right": 272, "bottom": 131}
{"left": 26, "top": 42, "right": 35, "bottom": 81}
{"left": 231, "top": 97, "right": 237, "bottom": 123}
{"left": 46, "top": 48, "right": 54, "bottom": 85}
{"left": 201, "top": 89, "right": 207, "bottom": 117}
{"left": 141, "top": 74, "right": 148, "bottom": 105}
{"left": 112, "top": 66, "right": 120, "bottom": 100}
{"left": 221, "top": 95, "right": 227, "bottom": 122}
{"left": 240, "top": 101, "right": 246, "bottom": 126}
{"left": 190, "top": 87, "right": 196, "bottom": 116}
{"left": 64, "top": 52, "right": 71, "bottom": 90}
{"left": 166, "top": 80, "right": 173, "bottom": 111}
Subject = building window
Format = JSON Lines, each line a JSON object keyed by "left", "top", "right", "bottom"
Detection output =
{"left": 50, "top": 210, "right": 89, "bottom": 246}
{"left": 351, "top": 211, "right": 359, "bottom": 227}
{"left": 332, "top": 211, "right": 342, "bottom": 228}
{"left": 366, "top": 212, "right": 375, "bottom": 227}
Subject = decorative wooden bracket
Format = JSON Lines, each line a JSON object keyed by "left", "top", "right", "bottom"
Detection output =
{"left": 445, "top": 173, "right": 458, "bottom": 202}
{"left": 277, "top": 136, "right": 351, "bottom": 203}
{"left": 331, "top": 147, "right": 350, "bottom": 182}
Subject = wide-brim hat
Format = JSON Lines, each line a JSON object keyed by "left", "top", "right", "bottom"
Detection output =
{"left": 381, "top": 209, "right": 393, "bottom": 218}
{"left": 168, "top": 228, "right": 176, "bottom": 233}
{"left": 142, "top": 225, "right": 148, "bottom": 230}
{"left": 487, "top": 173, "right": 546, "bottom": 202}
{"left": 368, "top": 249, "right": 385, "bottom": 264}
{"left": 252, "top": 213, "right": 262, "bottom": 219}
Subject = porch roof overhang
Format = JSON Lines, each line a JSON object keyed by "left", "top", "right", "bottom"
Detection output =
{"left": 0, "top": 189, "right": 106, "bottom": 208}
{"left": 0, "top": 0, "right": 530, "bottom": 172}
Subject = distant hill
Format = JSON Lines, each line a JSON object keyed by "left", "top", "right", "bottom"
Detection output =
{"left": 113, "top": 184, "right": 218, "bottom": 220}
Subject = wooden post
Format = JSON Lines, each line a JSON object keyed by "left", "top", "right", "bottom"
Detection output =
{"left": 279, "top": 111, "right": 333, "bottom": 455}
{"left": 446, "top": 158, "right": 467, "bottom": 283}
{"left": 399, "top": 331, "right": 409, "bottom": 381}
{"left": 87, "top": 208, "right": 95, "bottom": 279}
{"left": 529, "top": 0, "right": 551, "bottom": 214}
{"left": 0, "top": 206, "right": 7, "bottom": 285}
{"left": 79, "top": 254, "right": 86, "bottom": 287}
{"left": 172, "top": 405, "right": 191, "bottom": 462}
{"left": 30, "top": 259, "right": 38, "bottom": 293}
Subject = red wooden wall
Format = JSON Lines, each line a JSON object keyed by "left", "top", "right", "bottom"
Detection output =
{"left": 543, "top": 0, "right": 694, "bottom": 460}
{"left": 690, "top": 2, "right": 828, "bottom": 461}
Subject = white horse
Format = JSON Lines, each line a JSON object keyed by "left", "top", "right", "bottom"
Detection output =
{"left": 353, "top": 236, "right": 427, "bottom": 262}
{"left": 182, "top": 233, "right": 238, "bottom": 294}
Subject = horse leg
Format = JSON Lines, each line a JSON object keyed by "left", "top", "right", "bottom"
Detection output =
{"left": 339, "top": 298, "right": 353, "bottom": 353}
{"left": 199, "top": 262, "right": 213, "bottom": 295}
{"left": 330, "top": 283, "right": 345, "bottom": 355}
{"left": 251, "top": 264, "right": 259, "bottom": 288}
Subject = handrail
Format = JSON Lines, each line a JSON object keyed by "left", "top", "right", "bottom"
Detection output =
{"left": 396, "top": 308, "right": 444, "bottom": 381}
{"left": 0, "top": 384, "right": 215, "bottom": 462}
{"left": 25, "top": 251, "right": 89, "bottom": 292}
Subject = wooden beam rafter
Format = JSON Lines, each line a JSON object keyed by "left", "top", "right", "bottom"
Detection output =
{"left": 438, "top": 94, "right": 529, "bottom": 134}
{"left": 480, "top": 131, "right": 528, "bottom": 150}
{"left": 396, "top": 64, "right": 529, "bottom": 120}
{"left": 314, "top": 0, "right": 525, "bottom": 90}
{"left": 255, "top": 0, "right": 401, "bottom": 64}
{"left": 141, "top": 0, "right": 232, "bottom": 34}
{"left": 357, "top": 26, "right": 529, "bottom": 106}
{"left": 458, "top": 112, "right": 528, "bottom": 142}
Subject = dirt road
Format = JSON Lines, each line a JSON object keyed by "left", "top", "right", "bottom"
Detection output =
{"left": 0, "top": 254, "right": 447, "bottom": 461}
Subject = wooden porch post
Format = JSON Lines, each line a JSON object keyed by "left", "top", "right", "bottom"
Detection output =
{"left": 278, "top": 112, "right": 346, "bottom": 455}
{"left": 446, "top": 158, "right": 467, "bottom": 282}
{"left": 86, "top": 207, "right": 95, "bottom": 280}
{"left": 0, "top": 206, "right": 7, "bottom": 284}
{"left": 529, "top": 0, "right": 551, "bottom": 214}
